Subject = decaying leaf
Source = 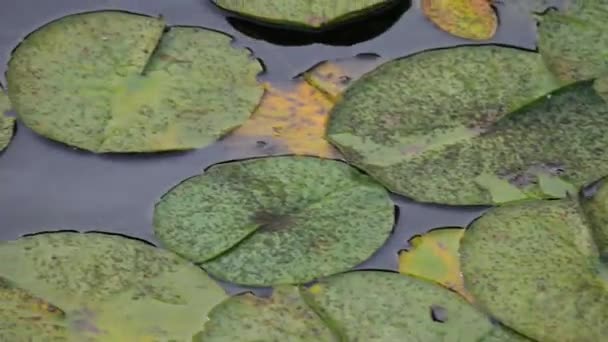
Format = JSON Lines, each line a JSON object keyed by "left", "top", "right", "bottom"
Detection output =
{"left": 0, "top": 232, "right": 228, "bottom": 341}
{"left": 399, "top": 228, "right": 472, "bottom": 301}
{"left": 539, "top": 0, "right": 608, "bottom": 82}
{"left": 460, "top": 179, "right": 608, "bottom": 341}
{"left": 7, "top": 11, "right": 263, "bottom": 153}
{"left": 154, "top": 156, "right": 394, "bottom": 286}
{"left": 422, "top": 0, "right": 498, "bottom": 40}
{"left": 226, "top": 57, "right": 381, "bottom": 158}
{"left": 212, "top": 0, "right": 397, "bottom": 29}
{"left": 0, "top": 91, "right": 14, "bottom": 152}
{"left": 304, "top": 271, "right": 519, "bottom": 341}
{"left": 327, "top": 45, "right": 577, "bottom": 205}
{"left": 196, "top": 286, "right": 337, "bottom": 341}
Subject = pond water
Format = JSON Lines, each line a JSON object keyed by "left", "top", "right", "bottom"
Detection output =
{"left": 0, "top": 0, "right": 555, "bottom": 295}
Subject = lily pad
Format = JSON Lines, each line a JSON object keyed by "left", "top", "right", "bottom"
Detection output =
{"left": 0, "top": 232, "right": 228, "bottom": 341}
{"left": 538, "top": 0, "right": 608, "bottom": 82}
{"left": 212, "top": 0, "right": 396, "bottom": 29}
{"left": 422, "top": 0, "right": 497, "bottom": 40}
{"left": 304, "top": 271, "right": 508, "bottom": 341}
{"left": 7, "top": 11, "right": 263, "bottom": 153}
{"left": 154, "top": 156, "right": 394, "bottom": 285}
{"left": 399, "top": 228, "right": 472, "bottom": 301}
{"left": 460, "top": 180, "right": 608, "bottom": 341}
{"left": 327, "top": 45, "right": 571, "bottom": 205}
{"left": 595, "top": 76, "right": 608, "bottom": 101}
{"left": 0, "top": 91, "right": 14, "bottom": 152}
{"left": 196, "top": 286, "right": 337, "bottom": 341}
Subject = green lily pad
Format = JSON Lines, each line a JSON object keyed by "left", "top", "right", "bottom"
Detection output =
{"left": 595, "top": 76, "right": 608, "bottom": 101}
{"left": 460, "top": 181, "right": 608, "bottom": 341}
{"left": 196, "top": 286, "right": 337, "bottom": 341}
{"left": 0, "top": 91, "right": 14, "bottom": 152}
{"left": 154, "top": 156, "right": 394, "bottom": 286}
{"left": 212, "top": 0, "right": 395, "bottom": 29}
{"left": 0, "top": 232, "right": 228, "bottom": 341}
{"left": 0, "top": 281, "right": 69, "bottom": 341}
{"left": 7, "top": 11, "right": 263, "bottom": 153}
{"left": 327, "top": 45, "right": 576, "bottom": 205}
{"left": 538, "top": 1, "right": 608, "bottom": 83}
{"left": 304, "top": 271, "right": 509, "bottom": 341}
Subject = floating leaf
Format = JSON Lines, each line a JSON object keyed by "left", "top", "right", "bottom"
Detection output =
{"left": 327, "top": 46, "right": 570, "bottom": 205}
{"left": 422, "top": 0, "right": 497, "bottom": 40}
{"left": 212, "top": 0, "right": 396, "bottom": 29}
{"left": 0, "top": 91, "right": 14, "bottom": 152}
{"left": 154, "top": 156, "right": 394, "bottom": 286}
{"left": 226, "top": 80, "right": 339, "bottom": 158}
{"left": 7, "top": 11, "right": 263, "bottom": 153}
{"left": 539, "top": 1, "right": 608, "bottom": 82}
{"left": 595, "top": 76, "right": 608, "bottom": 101}
{"left": 460, "top": 180, "right": 608, "bottom": 341}
{"left": 399, "top": 228, "right": 472, "bottom": 301}
{"left": 196, "top": 286, "right": 337, "bottom": 341}
{"left": 0, "top": 232, "right": 227, "bottom": 341}
{"left": 304, "top": 271, "right": 513, "bottom": 341}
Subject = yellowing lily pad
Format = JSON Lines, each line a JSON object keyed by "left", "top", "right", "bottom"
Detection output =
{"left": 154, "top": 156, "right": 394, "bottom": 286}
{"left": 0, "top": 91, "right": 14, "bottom": 152}
{"left": 196, "top": 286, "right": 337, "bottom": 341}
{"left": 327, "top": 45, "right": 580, "bottom": 205}
{"left": 304, "top": 271, "right": 518, "bottom": 341}
{"left": 460, "top": 180, "right": 608, "bottom": 341}
{"left": 212, "top": 0, "right": 396, "bottom": 29}
{"left": 539, "top": 1, "right": 608, "bottom": 83}
{"left": 422, "top": 0, "right": 497, "bottom": 40}
{"left": 399, "top": 228, "right": 472, "bottom": 301}
{"left": 0, "top": 232, "right": 227, "bottom": 341}
{"left": 7, "top": 11, "right": 263, "bottom": 153}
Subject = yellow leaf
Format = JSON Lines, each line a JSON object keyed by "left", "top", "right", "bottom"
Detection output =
{"left": 422, "top": 0, "right": 497, "bottom": 40}
{"left": 398, "top": 228, "right": 474, "bottom": 302}
{"left": 226, "top": 57, "right": 382, "bottom": 158}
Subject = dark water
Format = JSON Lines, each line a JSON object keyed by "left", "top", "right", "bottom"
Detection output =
{"left": 0, "top": 0, "right": 549, "bottom": 294}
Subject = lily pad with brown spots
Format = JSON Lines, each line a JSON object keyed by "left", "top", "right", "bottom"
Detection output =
{"left": 0, "top": 232, "right": 227, "bottom": 341}
{"left": 422, "top": 0, "right": 497, "bottom": 40}
{"left": 154, "top": 156, "right": 394, "bottom": 286}
{"left": 212, "top": 0, "right": 397, "bottom": 29}
{"left": 7, "top": 11, "right": 263, "bottom": 153}
{"left": 304, "top": 271, "right": 522, "bottom": 341}
{"left": 460, "top": 179, "right": 608, "bottom": 341}
{"left": 327, "top": 45, "right": 589, "bottom": 205}
{"left": 195, "top": 286, "right": 338, "bottom": 341}
{"left": 0, "top": 90, "right": 14, "bottom": 152}
{"left": 538, "top": 0, "right": 608, "bottom": 83}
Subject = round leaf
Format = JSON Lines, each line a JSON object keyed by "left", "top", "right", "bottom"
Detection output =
{"left": 539, "top": 1, "right": 608, "bottom": 82}
{"left": 304, "top": 271, "right": 500, "bottom": 341}
{"left": 460, "top": 185, "right": 608, "bottom": 341}
{"left": 398, "top": 228, "right": 472, "bottom": 301}
{"left": 154, "top": 156, "right": 394, "bottom": 285}
{"left": 7, "top": 11, "right": 263, "bottom": 153}
{"left": 327, "top": 46, "right": 567, "bottom": 205}
{"left": 212, "top": 0, "right": 395, "bottom": 29}
{"left": 422, "top": 0, "right": 497, "bottom": 40}
{"left": 196, "top": 286, "right": 337, "bottom": 341}
{"left": 0, "top": 91, "right": 14, "bottom": 152}
{"left": 0, "top": 232, "right": 228, "bottom": 341}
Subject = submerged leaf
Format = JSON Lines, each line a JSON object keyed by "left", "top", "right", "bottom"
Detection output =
{"left": 460, "top": 180, "right": 608, "bottom": 341}
{"left": 7, "top": 11, "right": 263, "bottom": 153}
{"left": 212, "top": 0, "right": 396, "bottom": 29}
{"left": 154, "top": 156, "right": 394, "bottom": 286}
{"left": 0, "top": 91, "right": 14, "bottom": 152}
{"left": 422, "top": 0, "right": 497, "bottom": 40}
{"left": 196, "top": 286, "right": 337, "bottom": 341}
{"left": 304, "top": 271, "right": 500, "bottom": 341}
{"left": 398, "top": 228, "right": 472, "bottom": 301}
{"left": 328, "top": 45, "right": 571, "bottom": 205}
{"left": 539, "top": 1, "right": 608, "bottom": 82}
{"left": 0, "top": 232, "right": 227, "bottom": 341}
